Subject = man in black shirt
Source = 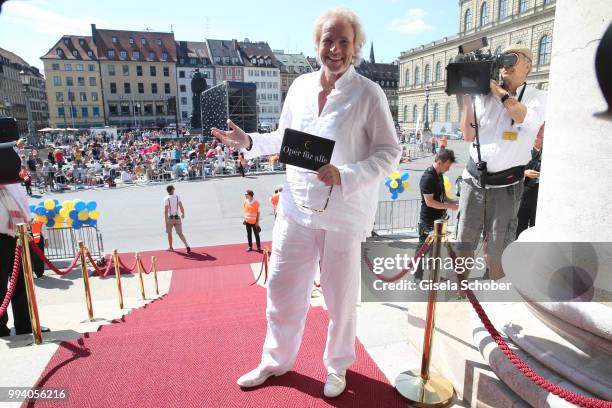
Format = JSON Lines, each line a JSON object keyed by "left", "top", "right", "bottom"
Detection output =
{"left": 415, "top": 149, "right": 459, "bottom": 279}
{"left": 516, "top": 124, "right": 544, "bottom": 238}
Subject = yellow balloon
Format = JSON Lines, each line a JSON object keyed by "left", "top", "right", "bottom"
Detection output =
{"left": 390, "top": 180, "right": 399, "bottom": 189}
{"left": 54, "top": 215, "right": 64, "bottom": 227}
{"left": 89, "top": 210, "right": 100, "bottom": 220}
{"left": 390, "top": 171, "right": 400, "bottom": 180}
{"left": 402, "top": 181, "right": 411, "bottom": 190}
{"left": 62, "top": 200, "right": 74, "bottom": 210}
{"left": 34, "top": 214, "right": 45, "bottom": 222}
{"left": 78, "top": 210, "right": 89, "bottom": 221}
{"left": 44, "top": 200, "right": 55, "bottom": 210}
{"left": 59, "top": 208, "right": 69, "bottom": 219}
{"left": 39, "top": 215, "right": 48, "bottom": 224}
{"left": 443, "top": 176, "right": 454, "bottom": 198}
{"left": 65, "top": 219, "right": 73, "bottom": 227}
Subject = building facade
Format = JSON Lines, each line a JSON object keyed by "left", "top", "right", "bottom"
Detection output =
{"left": 1, "top": 47, "right": 49, "bottom": 134}
{"left": 239, "top": 41, "right": 281, "bottom": 127}
{"left": 398, "top": 0, "right": 555, "bottom": 132}
{"left": 356, "top": 60, "right": 399, "bottom": 123}
{"left": 93, "top": 25, "right": 178, "bottom": 129}
{"left": 176, "top": 41, "right": 214, "bottom": 126}
{"left": 206, "top": 39, "right": 244, "bottom": 83}
{"left": 273, "top": 51, "right": 314, "bottom": 104}
{"left": 41, "top": 36, "right": 104, "bottom": 129}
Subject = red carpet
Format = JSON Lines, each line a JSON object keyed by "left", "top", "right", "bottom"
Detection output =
{"left": 27, "top": 246, "right": 406, "bottom": 407}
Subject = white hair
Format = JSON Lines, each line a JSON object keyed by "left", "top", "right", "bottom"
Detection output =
{"left": 313, "top": 7, "right": 366, "bottom": 65}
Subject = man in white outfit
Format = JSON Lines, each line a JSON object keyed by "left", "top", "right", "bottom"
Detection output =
{"left": 212, "top": 7, "right": 400, "bottom": 398}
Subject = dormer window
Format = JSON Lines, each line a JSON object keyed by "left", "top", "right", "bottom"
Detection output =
{"left": 141, "top": 38, "right": 146, "bottom": 45}
{"left": 112, "top": 36, "right": 118, "bottom": 43}
{"left": 108, "top": 49, "right": 115, "bottom": 58}
{"left": 190, "top": 58, "right": 197, "bottom": 65}
{"left": 87, "top": 50, "right": 93, "bottom": 58}
{"left": 156, "top": 39, "right": 162, "bottom": 45}
{"left": 214, "top": 56, "right": 221, "bottom": 64}
{"left": 72, "top": 50, "right": 78, "bottom": 57}
{"left": 251, "top": 58, "right": 256, "bottom": 64}
{"left": 119, "top": 51, "right": 127, "bottom": 60}
{"left": 63, "top": 38, "right": 69, "bottom": 45}
{"left": 79, "top": 39, "right": 85, "bottom": 45}
{"left": 161, "top": 52, "right": 168, "bottom": 61}
{"left": 233, "top": 57, "right": 239, "bottom": 64}
{"left": 56, "top": 48, "right": 64, "bottom": 57}
{"left": 258, "top": 58, "right": 263, "bottom": 65}
{"left": 224, "top": 56, "right": 230, "bottom": 64}
{"left": 133, "top": 51, "right": 140, "bottom": 60}
{"left": 148, "top": 51, "right": 156, "bottom": 60}
{"left": 129, "top": 37, "right": 134, "bottom": 44}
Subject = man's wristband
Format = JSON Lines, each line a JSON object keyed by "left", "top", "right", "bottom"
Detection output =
{"left": 246, "top": 136, "right": 253, "bottom": 151}
{"left": 500, "top": 93, "right": 511, "bottom": 104}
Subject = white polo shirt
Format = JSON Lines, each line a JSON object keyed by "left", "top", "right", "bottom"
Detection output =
{"left": 462, "top": 84, "right": 547, "bottom": 185}
{"left": 245, "top": 65, "right": 401, "bottom": 234}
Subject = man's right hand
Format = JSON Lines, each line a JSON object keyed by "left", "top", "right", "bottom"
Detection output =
{"left": 448, "top": 202, "right": 460, "bottom": 211}
{"left": 211, "top": 119, "right": 250, "bottom": 149}
{"left": 525, "top": 169, "right": 540, "bottom": 179}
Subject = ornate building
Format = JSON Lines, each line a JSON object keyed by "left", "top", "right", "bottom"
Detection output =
{"left": 398, "top": 0, "right": 555, "bottom": 132}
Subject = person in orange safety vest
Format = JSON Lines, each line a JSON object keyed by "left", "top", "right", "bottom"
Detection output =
{"left": 269, "top": 187, "right": 282, "bottom": 217}
{"left": 243, "top": 190, "right": 261, "bottom": 252}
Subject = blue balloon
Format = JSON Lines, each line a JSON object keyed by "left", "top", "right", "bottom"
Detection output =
{"left": 46, "top": 219, "right": 55, "bottom": 228}
{"left": 401, "top": 172, "right": 409, "bottom": 180}
{"left": 29, "top": 205, "right": 35, "bottom": 212}
{"left": 35, "top": 206, "right": 46, "bottom": 215}
{"left": 391, "top": 192, "right": 398, "bottom": 200}
{"left": 69, "top": 210, "right": 78, "bottom": 220}
{"left": 53, "top": 199, "right": 60, "bottom": 205}
{"left": 86, "top": 201, "right": 97, "bottom": 211}
{"left": 384, "top": 178, "right": 392, "bottom": 186}
{"left": 72, "top": 221, "right": 82, "bottom": 230}
{"left": 89, "top": 220, "right": 98, "bottom": 227}
{"left": 75, "top": 201, "right": 86, "bottom": 211}
{"left": 397, "top": 185, "right": 405, "bottom": 194}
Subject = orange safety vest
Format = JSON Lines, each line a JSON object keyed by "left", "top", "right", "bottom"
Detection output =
{"left": 31, "top": 220, "right": 43, "bottom": 244}
{"left": 270, "top": 193, "right": 280, "bottom": 212}
{"left": 243, "top": 199, "right": 259, "bottom": 224}
{"left": 440, "top": 136, "right": 448, "bottom": 147}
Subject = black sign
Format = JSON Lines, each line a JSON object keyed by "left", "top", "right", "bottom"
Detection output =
{"left": 278, "top": 128, "right": 335, "bottom": 172}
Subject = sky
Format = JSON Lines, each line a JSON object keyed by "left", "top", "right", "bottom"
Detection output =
{"left": 0, "top": 0, "right": 459, "bottom": 72}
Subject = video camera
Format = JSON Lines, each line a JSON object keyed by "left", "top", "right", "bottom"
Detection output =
{"left": 0, "top": 117, "right": 23, "bottom": 185}
{"left": 445, "top": 37, "right": 517, "bottom": 95}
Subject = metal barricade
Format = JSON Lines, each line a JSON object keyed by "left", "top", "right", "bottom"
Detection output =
{"left": 45, "top": 226, "right": 104, "bottom": 261}
{"left": 373, "top": 199, "right": 458, "bottom": 236}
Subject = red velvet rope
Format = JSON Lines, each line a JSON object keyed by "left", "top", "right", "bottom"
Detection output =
{"left": 117, "top": 256, "right": 138, "bottom": 273}
{"left": 250, "top": 250, "right": 268, "bottom": 286}
{"left": 84, "top": 250, "right": 114, "bottom": 277}
{"left": 28, "top": 241, "right": 81, "bottom": 276}
{"left": 445, "top": 244, "right": 612, "bottom": 408}
{"left": 137, "top": 257, "right": 153, "bottom": 274}
{"left": 0, "top": 244, "right": 22, "bottom": 318}
{"left": 362, "top": 236, "right": 433, "bottom": 282}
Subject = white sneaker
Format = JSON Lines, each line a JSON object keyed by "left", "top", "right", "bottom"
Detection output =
{"left": 237, "top": 368, "right": 286, "bottom": 388}
{"left": 323, "top": 373, "right": 346, "bottom": 398}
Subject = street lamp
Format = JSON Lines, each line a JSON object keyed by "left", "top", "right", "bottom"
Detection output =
{"left": 19, "top": 70, "right": 35, "bottom": 145}
{"left": 424, "top": 85, "right": 431, "bottom": 132}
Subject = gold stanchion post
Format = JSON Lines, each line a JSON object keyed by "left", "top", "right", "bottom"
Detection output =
{"left": 152, "top": 256, "right": 159, "bottom": 296}
{"left": 113, "top": 249, "right": 124, "bottom": 309}
{"left": 136, "top": 253, "right": 145, "bottom": 300}
{"left": 395, "top": 219, "right": 454, "bottom": 407}
{"left": 17, "top": 224, "right": 42, "bottom": 345}
{"left": 78, "top": 241, "right": 94, "bottom": 321}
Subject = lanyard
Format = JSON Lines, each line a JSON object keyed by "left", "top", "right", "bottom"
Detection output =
{"left": 510, "top": 82, "right": 527, "bottom": 127}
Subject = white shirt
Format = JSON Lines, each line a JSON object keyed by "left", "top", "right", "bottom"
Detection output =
{"left": 163, "top": 194, "right": 181, "bottom": 216}
{"left": 462, "top": 84, "right": 547, "bottom": 186}
{"left": 245, "top": 65, "right": 401, "bottom": 234}
{"left": 0, "top": 183, "right": 31, "bottom": 235}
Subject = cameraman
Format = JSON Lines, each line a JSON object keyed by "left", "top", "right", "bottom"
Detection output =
{"left": 457, "top": 44, "right": 547, "bottom": 280}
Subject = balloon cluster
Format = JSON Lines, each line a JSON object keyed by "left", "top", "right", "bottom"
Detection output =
{"left": 443, "top": 176, "right": 454, "bottom": 199}
{"left": 384, "top": 171, "right": 410, "bottom": 200}
{"left": 30, "top": 199, "right": 100, "bottom": 229}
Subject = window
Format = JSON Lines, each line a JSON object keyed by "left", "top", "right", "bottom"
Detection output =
{"left": 76, "top": 64, "right": 84, "bottom": 71}
{"left": 214, "top": 56, "right": 221, "bottom": 64}
{"left": 109, "top": 104, "right": 118, "bottom": 116}
{"left": 424, "top": 64, "right": 431, "bottom": 84}
{"left": 56, "top": 48, "right": 63, "bottom": 57}
{"left": 403, "top": 105, "right": 408, "bottom": 121}
{"left": 148, "top": 51, "right": 156, "bottom": 60}
{"left": 480, "top": 2, "right": 489, "bottom": 26}
{"left": 133, "top": 51, "right": 140, "bottom": 60}
{"left": 150, "top": 66, "right": 156, "bottom": 76}
{"left": 433, "top": 103, "right": 439, "bottom": 122}
{"left": 136, "top": 66, "right": 143, "bottom": 76}
{"left": 138, "top": 83, "right": 144, "bottom": 94}
{"left": 180, "top": 97, "right": 188, "bottom": 105}
{"left": 121, "top": 104, "right": 130, "bottom": 115}
{"left": 144, "top": 103, "right": 153, "bottom": 115}
{"left": 190, "top": 58, "right": 197, "bottom": 65}
{"left": 72, "top": 50, "right": 78, "bottom": 57}
{"left": 93, "top": 107, "right": 100, "bottom": 117}
{"left": 404, "top": 69, "right": 410, "bottom": 86}
{"left": 226, "top": 68, "right": 232, "bottom": 76}
{"left": 129, "top": 37, "right": 134, "bottom": 44}
{"left": 110, "top": 82, "right": 117, "bottom": 94}
{"left": 70, "top": 106, "right": 78, "bottom": 118}
{"left": 519, "top": 0, "right": 528, "bottom": 13}
{"left": 67, "top": 91, "right": 75, "bottom": 101}
{"left": 179, "top": 71, "right": 185, "bottom": 78}
{"left": 156, "top": 39, "right": 162, "bottom": 45}
{"left": 58, "top": 107, "right": 65, "bottom": 117}
{"left": 122, "top": 65, "right": 129, "bottom": 76}
{"left": 52, "top": 63, "right": 60, "bottom": 71}
{"left": 53, "top": 76, "right": 62, "bottom": 86}
{"left": 77, "top": 77, "right": 85, "bottom": 86}
{"left": 155, "top": 103, "right": 164, "bottom": 115}
{"left": 64, "top": 63, "right": 72, "bottom": 71}
{"left": 412, "top": 105, "right": 418, "bottom": 122}
{"left": 112, "top": 36, "right": 118, "bottom": 43}
{"left": 66, "top": 77, "right": 74, "bottom": 86}
{"left": 108, "top": 65, "right": 115, "bottom": 76}
{"left": 163, "top": 67, "right": 169, "bottom": 77}
{"left": 161, "top": 52, "right": 168, "bottom": 61}
{"left": 151, "top": 83, "right": 158, "bottom": 94}
{"left": 55, "top": 92, "right": 63, "bottom": 102}
{"left": 141, "top": 38, "right": 146, "bottom": 45}
{"left": 108, "top": 50, "right": 115, "bottom": 58}
{"left": 464, "top": 9, "right": 473, "bottom": 31}
{"left": 89, "top": 77, "right": 96, "bottom": 86}
{"left": 91, "top": 92, "right": 98, "bottom": 101}
{"left": 87, "top": 51, "right": 94, "bottom": 58}
{"left": 414, "top": 66, "right": 420, "bottom": 85}
{"left": 124, "top": 83, "right": 131, "bottom": 94}
{"left": 179, "top": 84, "right": 186, "bottom": 92}
{"left": 422, "top": 104, "right": 427, "bottom": 122}
{"left": 181, "top": 111, "right": 188, "bottom": 119}
{"left": 538, "top": 35, "right": 551, "bottom": 65}
{"left": 445, "top": 103, "right": 451, "bottom": 121}
{"left": 495, "top": 46, "right": 503, "bottom": 55}
{"left": 435, "top": 62, "right": 442, "bottom": 81}
{"left": 89, "top": 64, "right": 95, "bottom": 71}
{"left": 81, "top": 107, "right": 88, "bottom": 117}
{"left": 120, "top": 51, "right": 127, "bottom": 60}
{"left": 164, "top": 83, "right": 171, "bottom": 94}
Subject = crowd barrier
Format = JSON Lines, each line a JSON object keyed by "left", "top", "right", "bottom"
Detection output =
{"left": 373, "top": 199, "right": 458, "bottom": 236}
{"left": 45, "top": 226, "right": 104, "bottom": 261}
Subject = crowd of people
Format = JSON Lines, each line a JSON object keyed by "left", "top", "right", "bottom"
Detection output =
{"left": 15, "top": 130, "right": 284, "bottom": 195}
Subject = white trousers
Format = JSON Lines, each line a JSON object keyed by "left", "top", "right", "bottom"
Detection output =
{"left": 258, "top": 214, "right": 362, "bottom": 376}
